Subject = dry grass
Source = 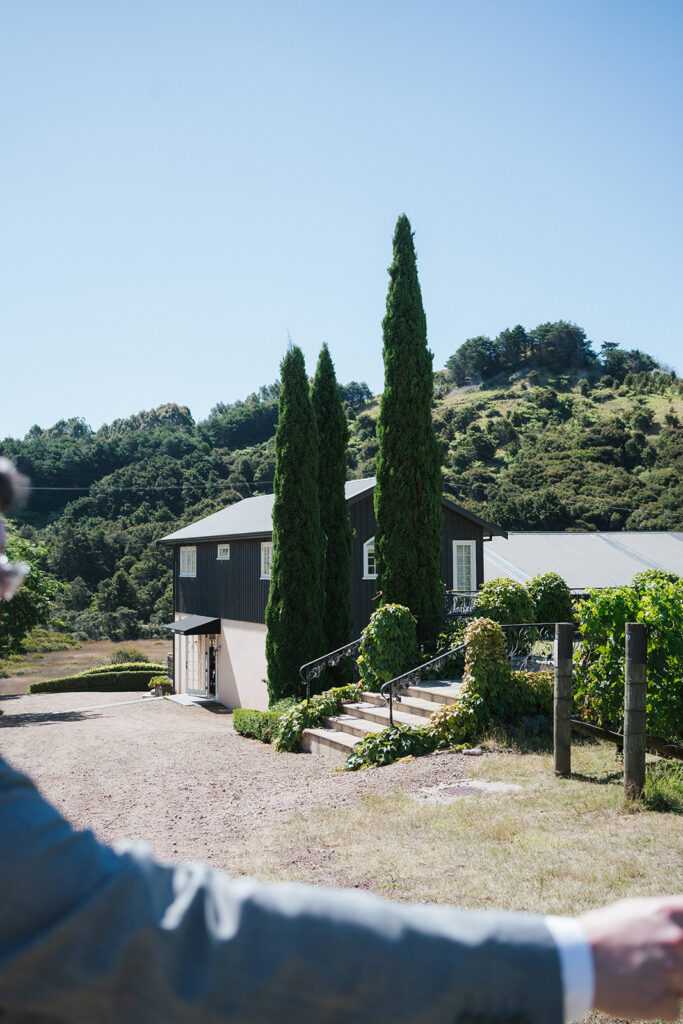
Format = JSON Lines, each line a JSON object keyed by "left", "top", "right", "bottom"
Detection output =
{"left": 232, "top": 739, "right": 683, "bottom": 917}
{"left": 0, "top": 639, "right": 172, "bottom": 695}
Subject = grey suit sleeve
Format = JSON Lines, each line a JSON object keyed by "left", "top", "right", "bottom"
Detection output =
{"left": 0, "top": 755, "right": 563, "bottom": 1024}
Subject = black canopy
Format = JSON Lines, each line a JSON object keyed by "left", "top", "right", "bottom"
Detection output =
{"left": 163, "top": 615, "right": 220, "bottom": 636}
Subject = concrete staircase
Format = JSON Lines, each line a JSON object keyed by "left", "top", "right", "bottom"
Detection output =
{"left": 301, "top": 680, "right": 463, "bottom": 764}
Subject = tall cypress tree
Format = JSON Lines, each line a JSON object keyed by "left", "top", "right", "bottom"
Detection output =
{"left": 265, "top": 345, "right": 325, "bottom": 703}
{"left": 374, "top": 215, "right": 443, "bottom": 637}
{"left": 311, "top": 343, "right": 353, "bottom": 659}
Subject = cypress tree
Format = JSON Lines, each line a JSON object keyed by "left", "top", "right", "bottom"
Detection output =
{"left": 265, "top": 346, "right": 325, "bottom": 703}
{"left": 311, "top": 343, "right": 353, "bottom": 661}
{"left": 374, "top": 215, "right": 443, "bottom": 639}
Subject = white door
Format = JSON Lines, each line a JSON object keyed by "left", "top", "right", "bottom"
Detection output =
{"left": 186, "top": 636, "right": 209, "bottom": 695}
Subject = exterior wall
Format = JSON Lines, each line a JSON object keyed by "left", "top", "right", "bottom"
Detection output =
{"left": 440, "top": 507, "right": 484, "bottom": 590}
{"left": 173, "top": 612, "right": 190, "bottom": 693}
{"left": 216, "top": 619, "right": 268, "bottom": 711}
{"left": 175, "top": 538, "right": 270, "bottom": 624}
{"left": 348, "top": 494, "right": 485, "bottom": 635}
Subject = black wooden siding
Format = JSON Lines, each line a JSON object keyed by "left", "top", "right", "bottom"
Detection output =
{"left": 348, "top": 494, "right": 483, "bottom": 636}
{"left": 174, "top": 494, "right": 486, "bottom": 637}
{"left": 175, "top": 538, "right": 270, "bottom": 624}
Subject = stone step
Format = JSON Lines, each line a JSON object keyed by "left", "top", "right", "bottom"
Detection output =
{"left": 323, "top": 713, "right": 385, "bottom": 739}
{"left": 358, "top": 691, "right": 444, "bottom": 720}
{"left": 342, "top": 701, "right": 427, "bottom": 729}
{"left": 404, "top": 681, "right": 463, "bottom": 705}
{"left": 300, "top": 726, "right": 357, "bottom": 763}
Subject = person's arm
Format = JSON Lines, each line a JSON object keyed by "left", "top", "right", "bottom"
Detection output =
{"left": 0, "top": 754, "right": 562, "bottom": 1024}
{"left": 580, "top": 897, "right": 683, "bottom": 1022}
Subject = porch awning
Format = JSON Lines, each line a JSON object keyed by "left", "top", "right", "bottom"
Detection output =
{"left": 163, "top": 615, "right": 221, "bottom": 636}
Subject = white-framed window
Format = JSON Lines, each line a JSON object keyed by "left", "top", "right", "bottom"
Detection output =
{"left": 179, "top": 546, "right": 197, "bottom": 578}
{"left": 217, "top": 544, "right": 231, "bottom": 560}
{"left": 363, "top": 537, "right": 377, "bottom": 580}
{"left": 261, "top": 541, "right": 273, "bottom": 579}
{"left": 453, "top": 540, "right": 476, "bottom": 592}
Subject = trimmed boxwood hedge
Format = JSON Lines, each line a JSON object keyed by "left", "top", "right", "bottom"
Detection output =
{"left": 233, "top": 698, "right": 298, "bottom": 745}
{"left": 28, "top": 665, "right": 166, "bottom": 694}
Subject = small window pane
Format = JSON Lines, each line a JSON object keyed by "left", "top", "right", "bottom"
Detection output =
{"left": 261, "top": 542, "right": 273, "bottom": 579}
{"left": 217, "top": 544, "right": 231, "bottom": 560}
{"left": 179, "top": 546, "right": 196, "bottom": 578}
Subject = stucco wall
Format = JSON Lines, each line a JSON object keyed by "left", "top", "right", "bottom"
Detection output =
{"left": 174, "top": 612, "right": 190, "bottom": 693}
{"left": 216, "top": 619, "right": 268, "bottom": 711}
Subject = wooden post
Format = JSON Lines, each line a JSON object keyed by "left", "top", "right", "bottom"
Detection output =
{"left": 553, "top": 622, "right": 573, "bottom": 777}
{"left": 624, "top": 622, "right": 647, "bottom": 799}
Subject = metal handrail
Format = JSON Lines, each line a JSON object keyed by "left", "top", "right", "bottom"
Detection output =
{"left": 299, "top": 637, "right": 363, "bottom": 702}
{"left": 379, "top": 642, "right": 467, "bottom": 726}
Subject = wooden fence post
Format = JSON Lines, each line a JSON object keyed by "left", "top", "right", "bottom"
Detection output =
{"left": 553, "top": 622, "right": 573, "bottom": 777}
{"left": 624, "top": 622, "right": 647, "bottom": 799}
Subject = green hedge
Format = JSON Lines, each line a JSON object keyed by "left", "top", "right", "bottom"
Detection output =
{"left": 233, "top": 698, "right": 298, "bottom": 744}
{"left": 28, "top": 666, "right": 166, "bottom": 694}
{"left": 78, "top": 663, "right": 164, "bottom": 676}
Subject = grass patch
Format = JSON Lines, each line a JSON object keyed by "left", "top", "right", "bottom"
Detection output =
{"left": 229, "top": 740, "right": 683, "bottom": 918}
{"left": 643, "top": 760, "right": 683, "bottom": 814}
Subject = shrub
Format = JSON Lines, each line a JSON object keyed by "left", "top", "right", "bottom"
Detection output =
{"left": 233, "top": 699, "right": 297, "bottom": 744}
{"left": 345, "top": 724, "right": 439, "bottom": 770}
{"left": 28, "top": 665, "right": 165, "bottom": 693}
{"left": 111, "top": 647, "right": 150, "bottom": 664}
{"left": 473, "top": 578, "right": 534, "bottom": 626}
{"left": 346, "top": 619, "right": 552, "bottom": 769}
{"left": 574, "top": 573, "right": 683, "bottom": 740}
{"left": 526, "top": 572, "right": 573, "bottom": 624}
{"left": 356, "top": 605, "right": 419, "bottom": 692}
{"left": 274, "top": 684, "right": 362, "bottom": 752}
{"left": 147, "top": 675, "right": 173, "bottom": 693}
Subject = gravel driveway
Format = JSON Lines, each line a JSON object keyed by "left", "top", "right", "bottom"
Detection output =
{"left": 0, "top": 692, "right": 466, "bottom": 884}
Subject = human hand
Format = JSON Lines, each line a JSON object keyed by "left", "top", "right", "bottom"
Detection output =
{"left": 579, "top": 896, "right": 683, "bottom": 1021}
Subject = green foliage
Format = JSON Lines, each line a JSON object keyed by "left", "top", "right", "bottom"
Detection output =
{"left": 233, "top": 698, "right": 298, "bottom": 744}
{"left": 265, "top": 346, "right": 325, "bottom": 703}
{"left": 147, "top": 674, "right": 173, "bottom": 693}
{"left": 526, "top": 572, "right": 574, "bottom": 624}
{"left": 574, "top": 573, "right": 683, "bottom": 740}
{"left": 110, "top": 647, "right": 150, "bottom": 664}
{"left": 0, "top": 536, "right": 63, "bottom": 658}
{"left": 374, "top": 215, "right": 443, "bottom": 640}
{"left": 311, "top": 344, "right": 353, "bottom": 665}
{"left": 473, "top": 577, "right": 534, "bottom": 625}
{"left": 344, "top": 723, "right": 440, "bottom": 770}
{"left": 643, "top": 760, "right": 683, "bottom": 814}
{"left": 273, "top": 684, "right": 362, "bottom": 752}
{"left": 20, "top": 628, "right": 80, "bottom": 653}
{"left": 28, "top": 664, "right": 165, "bottom": 693}
{"left": 346, "top": 618, "right": 552, "bottom": 769}
{"left": 356, "top": 604, "right": 419, "bottom": 692}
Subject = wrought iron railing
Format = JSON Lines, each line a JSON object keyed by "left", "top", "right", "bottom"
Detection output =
{"left": 499, "top": 622, "right": 556, "bottom": 671}
{"left": 299, "top": 638, "right": 363, "bottom": 702}
{"left": 379, "top": 642, "right": 467, "bottom": 726}
{"left": 443, "top": 591, "right": 478, "bottom": 617}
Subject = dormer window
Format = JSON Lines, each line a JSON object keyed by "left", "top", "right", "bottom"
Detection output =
{"left": 363, "top": 537, "right": 377, "bottom": 580}
{"left": 179, "top": 546, "right": 196, "bottom": 578}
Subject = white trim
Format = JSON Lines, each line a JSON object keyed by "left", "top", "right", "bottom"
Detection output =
{"left": 179, "top": 546, "right": 197, "bottom": 578}
{"left": 453, "top": 540, "right": 476, "bottom": 592}
{"left": 261, "top": 541, "right": 273, "bottom": 579}
{"left": 363, "top": 536, "right": 377, "bottom": 580}
{"left": 217, "top": 544, "right": 231, "bottom": 560}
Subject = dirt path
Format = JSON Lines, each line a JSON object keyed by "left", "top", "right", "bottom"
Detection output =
{"left": 0, "top": 692, "right": 466, "bottom": 885}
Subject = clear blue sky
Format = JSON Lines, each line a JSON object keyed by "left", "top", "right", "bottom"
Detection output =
{"left": 2, "top": 0, "right": 682, "bottom": 439}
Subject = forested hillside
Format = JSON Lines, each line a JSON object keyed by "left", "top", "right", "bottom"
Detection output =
{"left": 1, "top": 323, "right": 680, "bottom": 642}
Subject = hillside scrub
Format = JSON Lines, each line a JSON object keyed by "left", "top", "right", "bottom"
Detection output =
{"left": 1, "top": 329, "right": 679, "bottom": 645}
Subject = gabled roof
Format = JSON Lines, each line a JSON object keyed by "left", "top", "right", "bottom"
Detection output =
{"left": 159, "top": 476, "right": 506, "bottom": 545}
{"left": 484, "top": 531, "right": 683, "bottom": 590}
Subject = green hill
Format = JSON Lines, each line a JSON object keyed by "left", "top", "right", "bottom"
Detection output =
{"left": 1, "top": 325, "right": 680, "bottom": 643}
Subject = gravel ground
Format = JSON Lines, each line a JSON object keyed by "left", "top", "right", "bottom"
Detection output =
{"left": 0, "top": 691, "right": 466, "bottom": 882}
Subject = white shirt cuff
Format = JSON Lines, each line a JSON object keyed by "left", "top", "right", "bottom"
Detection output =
{"left": 544, "top": 916, "right": 595, "bottom": 1022}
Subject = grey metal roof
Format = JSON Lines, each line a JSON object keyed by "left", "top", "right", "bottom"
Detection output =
{"left": 159, "top": 476, "right": 505, "bottom": 545}
{"left": 484, "top": 532, "right": 683, "bottom": 590}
